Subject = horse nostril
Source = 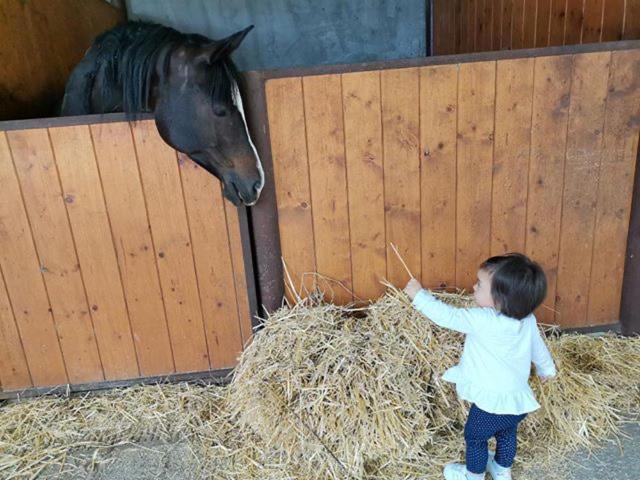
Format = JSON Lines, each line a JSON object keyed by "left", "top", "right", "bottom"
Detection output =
{"left": 253, "top": 180, "right": 261, "bottom": 192}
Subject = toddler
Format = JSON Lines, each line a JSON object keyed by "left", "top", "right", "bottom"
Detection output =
{"left": 404, "top": 253, "right": 556, "bottom": 480}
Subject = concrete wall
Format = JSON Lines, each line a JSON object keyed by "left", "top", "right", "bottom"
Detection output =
{"left": 126, "top": 0, "right": 428, "bottom": 71}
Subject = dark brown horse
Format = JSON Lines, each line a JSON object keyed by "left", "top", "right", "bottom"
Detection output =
{"left": 61, "top": 22, "right": 264, "bottom": 206}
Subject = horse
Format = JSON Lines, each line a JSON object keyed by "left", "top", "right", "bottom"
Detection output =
{"left": 61, "top": 22, "right": 264, "bottom": 206}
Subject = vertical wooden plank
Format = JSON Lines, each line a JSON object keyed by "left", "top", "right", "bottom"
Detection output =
{"left": 478, "top": 0, "right": 494, "bottom": 51}
{"left": 501, "top": 0, "right": 514, "bottom": 49}
{"left": 511, "top": 0, "right": 526, "bottom": 49}
{"left": 455, "top": 0, "right": 464, "bottom": 54}
{"left": 266, "top": 77, "right": 316, "bottom": 298}
{"left": 623, "top": 0, "right": 640, "bottom": 39}
{"left": 564, "top": 0, "right": 586, "bottom": 44}
{"left": 536, "top": 0, "right": 553, "bottom": 46}
{"left": 493, "top": 0, "right": 505, "bottom": 50}
{"left": 91, "top": 122, "right": 175, "bottom": 377}
{"left": 303, "top": 74, "right": 353, "bottom": 304}
{"left": 342, "top": 71, "right": 386, "bottom": 301}
{"left": 49, "top": 125, "right": 139, "bottom": 381}
{"left": 0, "top": 265, "right": 32, "bottom": 390}
{"left": 523, "top": 0, "right": 539, "bottom": 47}
{"left": 131, "top": 120, "right": 210, "bottom": 373}
{"left": 459, "top": 0, "right": 469, "bottom": 53}
{"left": 0, "top": 132, "right": 67, "bottom": 386}
{"left": 492, "top": 58, "right": 535, "bottom": 255}
{"left": 556, "top": 51, "right": 610, "bottom": 327}
{"left": 525, "top": 55, "right": 573, "bottom": 325}
{"left": 549, "top": 0, "right": 568, "bottom": 45}
{"left": 601, "top": 0, "right": 625, "bottom": 41}
{"left": 469, "top": 0, "right": 479, "bottom": 52}
{"left": 179, "top": 155, "right": 244, "bottom": 369}
{"left": 582, "top": 0, "right": 605, "bottom": 42}
{"left": 8, "top": 129, "right": 104, "bottom": 384}
{"left": 456, "top": 61, "right": 496, "bottom": 289}
{"left": 588, "top": 50, "right": 640, "bottom": 324}
{"left": 420, "top": 65, "right": 458, "bottom": 289}
{"left": 434, "top": 0, "right": 456, "bottom": 55}
{"left": 381, "top": 68, "right": 421, "bottom": 288}
{"left": 224, "top": 204, "right": 253, "bottom": 347}
{"left": 433, "top": 0, "right": 445, "bottom": 55}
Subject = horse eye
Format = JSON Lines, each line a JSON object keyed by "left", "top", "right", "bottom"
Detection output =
{"left": 213, "top": 106, "right": 228, "bottom": 117}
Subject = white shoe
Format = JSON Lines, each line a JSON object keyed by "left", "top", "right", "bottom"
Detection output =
{"left": 443, "top": 462, "right": 485, "bottom": 480}
{"left": 486, "top": 451, "right": 512, "bottom": 480}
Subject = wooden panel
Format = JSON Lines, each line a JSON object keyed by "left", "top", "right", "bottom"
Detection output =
{"left": 131, "top": 121, "right": 209, "bottom": 373}
{"left": 601, "top": 0, "right": 625, "bottom": 41}
{"left": 342, "top": 71, "right": 386, "bottom": 300}
{"left": 303, "top": 74, "right": 353, "bottom": 303}
{"left": 564, "top": 0, "right": 585, "bottom": 44}
{"left": 420, "top": 65, "right": 458, "bottom": 288}
{"left": 523, "top": 0, "right": 539, "bottom": 47}
{"left": 90, "top": 122, "right": 174, "bottom": 377}
{"left": 582, "top": 0, "right": 605, "bottom": 42}
{"left": 491, "top": 58, "right": 535, "bottom": 255}
{"left": 457, "top": 0, "right": 467, "bottom": 53}
{"left": 266, "top": 77, "right": 316, "bottom": 298}
{"left": 7, "top": 129, "right": 103, "bottom": 384}
{"left": 512, "top": 0, "right": 526, "bottom": 49}
{"left": 456, "top": 61, "right": 496, "bottom": 289}
{"left": 0, "top": 0, "right": 124, "bottom": 121}
{"left": 556, "top": 51, "right": 611, "bottom": 327}
{"left": 525, "top": 55, "right": 573, "bottom": 325}
{"left": 588, "top": 50, "right": 640, "bottom": 324}
{"left": 624, "top": 0, "right": 640, "bottom": 39}
{"left": 49, "top": 125, "right": 139, "bottom": 381}
{"left": 0, "top": 132, "right": 67, "bottom": 386}
{"left": 224, "top": 203, "right": 253, "bottom": 347}
{"left": 536, "top": 0, "right": 552, "bottom": 47}
{"left": 0, "top": 264, "right": 31, "bottom": 389}
{"left": 434, "top": 0, "right": 458, "bottom": 55}
{"left": 179, "top": 155, "right": 244, "bottom": 369}
{"left": 381, "top": 68, "right": 421, "bottom": 287}
{"left": 455, "top": 0, "right": 464, "bottom": 54}
{"left": 434, "top": 0, "right": 640, "bottom": 54}
{"left": 501, "top": 0, "right": 514, "bottom": 49}
{"left": 549, "top": 0, "right": 568, "bottom": 46}
{"left": 478, "top": 0, "right": 495, "bottom": 52}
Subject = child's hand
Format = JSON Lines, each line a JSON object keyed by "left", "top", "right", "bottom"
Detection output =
{"left": 404, "top": 278, "right": 423, "bottom": 301}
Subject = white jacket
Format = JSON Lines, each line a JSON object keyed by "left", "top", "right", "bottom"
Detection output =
{"left": 412, "top": 289, "right": 557, "bottom": 415}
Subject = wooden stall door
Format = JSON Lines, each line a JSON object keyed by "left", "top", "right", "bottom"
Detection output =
{"left": 265, "top": 45, "right": 640, "bottom": 329}
{"left": 0, "top": 119, "right": 254, "bottom": 395}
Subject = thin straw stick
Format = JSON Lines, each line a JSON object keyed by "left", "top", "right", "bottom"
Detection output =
{"left": 389, "top": 243, "right": 415, "bottom": 279}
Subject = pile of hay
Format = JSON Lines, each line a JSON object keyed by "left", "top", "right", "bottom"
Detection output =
{"left": 0, "top": 288, "right": 639, "bottom": 479}
{"left": 228, "top": 288, "right": 640, "bottom": 479}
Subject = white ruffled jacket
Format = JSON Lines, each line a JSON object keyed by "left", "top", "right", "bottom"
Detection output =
{"left": 412, "top": 289, "right": 557, "bottom": 415}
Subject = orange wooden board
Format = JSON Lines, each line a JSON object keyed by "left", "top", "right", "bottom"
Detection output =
{"left": 91, "top": 122, "right": 175, "bottom": 377}
{"left": 8, "top": 128, "right": 103, "bottom": 384}
{"left": 303, "top": 74, "right": 354, "bottom": 303}
{"left": 50, "top": 125, "right": 139, "bottom": 380}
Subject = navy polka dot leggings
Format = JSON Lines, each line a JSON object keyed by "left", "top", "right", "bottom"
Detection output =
{"left": 464, "top": 404, "right": 527, "bottom": 474}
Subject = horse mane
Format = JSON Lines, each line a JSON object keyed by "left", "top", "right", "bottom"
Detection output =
{"left": 88, "top": 22, "right": 239, "bottom": 114}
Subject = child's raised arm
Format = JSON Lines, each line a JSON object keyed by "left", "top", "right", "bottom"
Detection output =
{"left": 531, "top": 324, "right": 557, "bottom": 379}
{"left": 405, "top": 279, "right": 484, "bottom": 335}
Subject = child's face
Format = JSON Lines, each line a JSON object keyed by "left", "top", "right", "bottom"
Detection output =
{"left": 473, "top": 269, "right": 495, "bottom": 308}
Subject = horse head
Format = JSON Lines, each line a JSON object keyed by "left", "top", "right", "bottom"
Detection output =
{"left": 153, "top": 26, "right": 264, "bottom": 206}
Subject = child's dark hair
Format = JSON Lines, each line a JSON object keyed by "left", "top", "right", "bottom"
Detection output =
{"left": 480, "top": 253, "right": 547, "bottom": 320}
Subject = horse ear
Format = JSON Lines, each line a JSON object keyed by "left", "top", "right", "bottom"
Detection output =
{"left": 196, "top": 25, "right": 254, "bottom": 64}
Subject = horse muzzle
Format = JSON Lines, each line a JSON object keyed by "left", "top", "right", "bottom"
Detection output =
{"left": 221, "top": 172, "right": 262, "bottom": 206}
